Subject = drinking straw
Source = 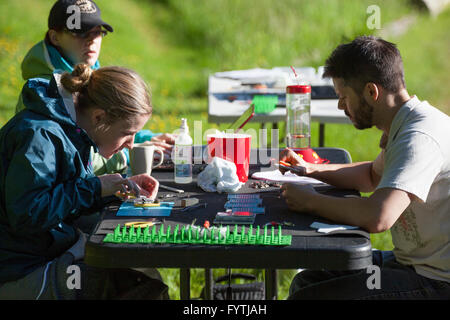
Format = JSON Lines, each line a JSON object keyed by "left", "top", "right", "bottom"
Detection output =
{"left": 290, "top": 65, "right": 301, "bottom": 85}
{"left": 290, "top": 65, "right": 298, "bottom": 78}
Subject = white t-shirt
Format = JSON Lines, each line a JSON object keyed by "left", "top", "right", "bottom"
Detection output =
{"left": 373, "top": 96, "right": 450, "bottom": 282}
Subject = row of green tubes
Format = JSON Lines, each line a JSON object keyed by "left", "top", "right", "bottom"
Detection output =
{"left": 104, "top": 224, "right": 292, "bottom": 246}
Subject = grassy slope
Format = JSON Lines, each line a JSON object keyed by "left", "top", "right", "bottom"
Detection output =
{"left": 1, "top": 0, "right": 449, "bottom": 299}
{"left": 394, "top": 8, "right": 450, "bottom": 114}
{"left": 0, "top": 1, "right": 51, "bottom": 121}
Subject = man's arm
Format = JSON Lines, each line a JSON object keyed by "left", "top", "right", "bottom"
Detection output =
{"left": 281, "top": 184, "right": 411, "bottom": 233}
{"left": 280, "top": 148, "right": 382, "bottom": 192}
{"left": 306, "top": 161, "right": 380, "bottom": 192}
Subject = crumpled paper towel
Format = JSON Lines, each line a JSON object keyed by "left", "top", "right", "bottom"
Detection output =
{"left": 197, "top": 157, "right": 243, "bottom": 193}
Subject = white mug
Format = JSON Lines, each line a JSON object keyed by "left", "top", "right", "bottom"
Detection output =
{"left": 130, "top": 145, "right": 164, "bottom": 176}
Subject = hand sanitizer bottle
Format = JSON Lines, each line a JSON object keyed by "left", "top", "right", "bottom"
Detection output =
{"left": 174, "top": 118, "right": 193, "bottom": 183}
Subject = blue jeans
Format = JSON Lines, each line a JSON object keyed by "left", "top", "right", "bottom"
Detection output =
{"left": 288, "top": 251, "right": 450, "bottom": 299}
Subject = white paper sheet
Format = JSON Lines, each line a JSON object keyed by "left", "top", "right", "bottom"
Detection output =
{"left": 251, "top": 169, "right": 323, "bottom": 185}
{"left": 310, "top": 222, "right": 359, "bottom": 233}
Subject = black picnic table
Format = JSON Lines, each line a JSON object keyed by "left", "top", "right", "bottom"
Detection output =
{"left": 85, "top": 147, "right": 372, "bottom": 299}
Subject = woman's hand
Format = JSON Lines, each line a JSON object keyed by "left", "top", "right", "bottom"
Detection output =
{"left": 128, "top": 173, "right": 159, "bottom": 200}
{"left": 279, "top": 148, "right": 309, "bottom": 176}
{"left": 139, "top": 133, "right": 177, "bottom": 159}
{"left": 151, "top": 133, "right": 176, "bottom": 145}
{"left": 98, "top": 173, "right": 140, "bottom": 198}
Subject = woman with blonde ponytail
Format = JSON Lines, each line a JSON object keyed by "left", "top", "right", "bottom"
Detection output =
{"left": 60, "top": 64, "right": 158, "bottom": 199}
{"left": 0, "top": 64, "right": 169, "bottom": 299}
{"left": 16, "top": 0, "right": 175, "bottom": 176}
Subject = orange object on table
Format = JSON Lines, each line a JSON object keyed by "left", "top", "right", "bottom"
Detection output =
{"left": 279, "top": 160, "right": 291, "bottom": 167}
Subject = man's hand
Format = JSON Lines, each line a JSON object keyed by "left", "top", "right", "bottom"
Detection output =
{"left": 281, "top": 181, "right": 413, "bottom": 233}
{"left": 280, "top": 183, "right": 318, "bottom": 213}
{"left": 279, "top": 148, "right": 310, "bottom": 176}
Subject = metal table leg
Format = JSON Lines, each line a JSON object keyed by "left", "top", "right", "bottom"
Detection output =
{"left": 180, "top": 268, "right": 190, "bottom": 300}
{"left": 319, "top": 123, "right": 325, "bottom": 147}
{"left": 204, "top": 268, "right": 213, "bottom": 300}
{"left": 265, "top": 269, "right": 278, "bottom": 300}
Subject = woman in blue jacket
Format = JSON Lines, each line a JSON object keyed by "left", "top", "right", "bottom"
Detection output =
{"left": 0, "top": 63, "right": 168, "bottom": 299}
{"left": 16, "top": 0, "right": 175, "bottom": 176}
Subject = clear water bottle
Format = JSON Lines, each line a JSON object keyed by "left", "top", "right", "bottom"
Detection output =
{"left": 286, "top": 84, "right": 311, "bottom": 150}
{"left": 174, "top": 118, "right": 193, "bottom": 184}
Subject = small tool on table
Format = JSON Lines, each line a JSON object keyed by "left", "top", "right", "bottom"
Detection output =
{"left": 124, "top": 220, "right": 161, "bottom": 228}
{"left": 264, "top": 221, "right": 295, "bottom": 227}
{"left": 160, "top": 184, "right": 184, "bottom": 193}
{"left": 133, "top": 197, "right": 161, "bottom": 207}
{"left": 181, "top": 198, "right": 199, "bottom": 207}
{"left": 180, "top": 202, "right": 207, "bottom": 213}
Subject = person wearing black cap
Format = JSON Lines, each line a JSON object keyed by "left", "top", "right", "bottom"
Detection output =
{"left": 45, "top": 0, "right": 113, "bottom": 69}
{"left": 17, "top": 0, "right": 113, "bottom": 92}
{"left": 16, "top": 0, "right": 175, "bottom": 176}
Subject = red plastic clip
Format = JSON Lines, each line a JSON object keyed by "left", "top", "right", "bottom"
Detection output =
{"left": 233, "top": 211, "right": 252, "bottom": 216}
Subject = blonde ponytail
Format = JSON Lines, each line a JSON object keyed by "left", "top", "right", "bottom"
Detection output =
{"left": 61, "top": 63, "right": 152, "bottom": 123}
{"left": 61, "top": 63, "right": 93, "bottom": 93}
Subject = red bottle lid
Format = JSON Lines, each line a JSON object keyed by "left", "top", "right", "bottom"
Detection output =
{"left": 286, "top": 85, "right": 311, "bottom": 94}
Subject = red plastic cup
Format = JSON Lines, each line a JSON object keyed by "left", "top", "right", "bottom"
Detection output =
{"left": 207, "top": 133, "right": 252, "bottom": 183}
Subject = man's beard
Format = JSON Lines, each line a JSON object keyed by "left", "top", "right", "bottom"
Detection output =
{"left": 353, "top": 96, "right": 374, "bottom": 130}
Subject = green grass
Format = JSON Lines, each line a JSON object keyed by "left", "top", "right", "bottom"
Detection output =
{"left": 395, "top": 8, "right": 450, "bottom": 114}
{"left": 0, "top": 0, "right": 447, "bottom": 299}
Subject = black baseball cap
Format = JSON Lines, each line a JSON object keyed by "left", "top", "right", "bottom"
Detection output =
{"left": 48, "top": 0, "right": 113, "bottom": 34}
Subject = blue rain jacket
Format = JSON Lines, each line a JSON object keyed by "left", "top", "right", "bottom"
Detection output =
{"left": 16, "top": 40, "right": 159, "bottom": 174}
{"left": 0, "top": 75, "right": 104, "bottom": 283}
